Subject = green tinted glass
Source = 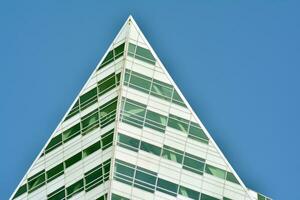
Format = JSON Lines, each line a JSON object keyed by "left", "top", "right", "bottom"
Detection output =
{"left": 62, "top": 123, "right": 81, "bottom": 142}
{"left": 156, "top": 178, "right": 178, "bottom": 196}
{"left": 83, "top": 141, "right": 101, "bottom": 158}
{"left": 226, "top": 172, "right": 239, "bottom": 184}
{"left": 128, "top": 72, "right": 152, "bottom": 93}
{"left": 28, "top": 170, "right": 45, "bottom": 192}
{"left": 118, "top": 133, "right": 140, "bottom": 152}
{"left": 65, "top": 152, "right": 82, "bottom": 168}
{"left": 135, "top": 45, "right": 155, "bottom": 64}
{"left": 168, "top": 114, "right": 189, "bottom": 133}
{"left": 121, "top": 99, "right": 146, "bottom": 128}
{"left": 111, "top": 193, "right": 130, "bottom": 200}
{"left": 205, "top": 164, "right": 226, "bottom": 179}
{"left": 13, "top": 184, "right": 27, "bottom": 199}
{"left": 47, "top": 163, "right": 64, "bottom": 182}
{"left": 114, "top": 43, "right": 125, "bottom": 59}
{"left": 172, "top": 90, "right": 186, "bottom": 107}
{"left": 162, "top": 145, "right": 183, "bottom": 164}
{"left": 98, "top": 73, "right": 116, "bottom": 96}
{"left": 85, "top": 165, "right": 103, "bottom": 191}
{"left": 47, "top": 186, "right": 65, "bottom": 200}
{"left": 134, "top": 170, "right": 156, "bottom": 193}
{"left": 45, "top": 134, "right": 62, "bottom": 153}
{"left": 201, "top": 194, "right": 219, "bottom": 200}
{"left": 66, "top": 179, "right": 84, "bottom": 198}
{"left": 128, "top": 43, "right": 136, "bottom": 54}
{"left": 140, "top": 141, "right": 161, "bottom": 156}
{"left": 81, "top": 110, "right": 99, "bottom": 134}
{"left": 101, "top": 129, "right": 114, "bottom": 150}
{"left": 183, "top": 154, "right": 205, "bottom": 175}
{"left": 179, "top": 186, "right": 200, "bottom": 199}
{"left": 189, "top": 122, "right": 208, "bottom": 143}
{"left": 151, "top": 80, "right": 173, "bottom": 100}
{"left": 80, "top": 87, "right": 97, "bottom": 109}
{"left": 144, "top": 110, "right": 167, "bottom": 132}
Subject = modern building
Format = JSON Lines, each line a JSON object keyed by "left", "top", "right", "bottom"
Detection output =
{"left": 10, "top": 16, "right": 270, "bottom": 200}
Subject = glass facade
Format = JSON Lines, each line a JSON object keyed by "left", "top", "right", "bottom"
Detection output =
{"left": 10, "top": 16, "right": 269, "bottom": 200}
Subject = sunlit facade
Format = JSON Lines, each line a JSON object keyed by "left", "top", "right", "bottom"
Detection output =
{"left": 10, "top": 16, "right": 270, "bottom": 200}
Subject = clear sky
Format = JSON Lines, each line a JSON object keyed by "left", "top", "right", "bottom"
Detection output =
{"left": 0, "top": 1, "right": 299, "bottom": 199}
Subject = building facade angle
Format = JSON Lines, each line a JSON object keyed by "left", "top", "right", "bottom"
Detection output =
{"left": 10, "top": 16, "right": 270, "bottom": 200}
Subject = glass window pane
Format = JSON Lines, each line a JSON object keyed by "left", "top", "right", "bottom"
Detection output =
{"left": 100, "top": 51, "right": 114, "bottom": 68}
{"left": 140, "top": 141, "right": 161, "bottom": 156}
{"left": 135, "top": 46, "right": 155, "bottom": 64}
{"left": 172, "top": 90, "right": 186, "bottom": 107}
{"left": 128, "top": 43, "right": 136, "bottom": 54}
{"left": 115, "top": 161, "right": 134, "bottom": 185}
{"left": 179, "top": 186, "right": 200, "bottom": 199}
{"left": 28, "top": 170, "right": 45, "bottom": 192}
{"left": 65, "top": 152, "right": 82, "bottom": 168}
{"left": 99, "top": 42, "right": 125, "bottom": 69}
{"left": 201, "top": 194, "right": 219, "bottom": 200}
{"left": 118, "top": 133, "right": 140, "bottom": 152}
{"left": 151, "top": 80, "right": 173, "bottom": 101}
{"left": 114, "top": 43, "right": 125, "bottom": 59}
{"left": 258, "top": 194, "right": 267, "bottom": 200}
{"left": 129, "top": 72, "right": 152, "bottom": 93}
{"left": 96, "top": 193, "right": 107, "bottom": 200}
{"left": 226, "top": 172, "right": 239, "bottom": 184}
{"left": 62, "top": 123, "right": 81, "bottom": 142}
{"left": 183, "top": 154, "right": 205, "bottom": 175}
{"left": 167, "top": 114, "right": 189, "bottom": 133}
{"left": 162, "top": 145, "right": 183, "bottom": 164}
{"left": 100, "top": 98, "right": 117, "bottom": 127}
{"left": 85, "top": 165, "right": 103, "bottom": 191}
{"left": 124, "top": 70, "right": 130, "bottom": 84}
{"left": 144, "top": 110, "right": 167, "bottom": 133}
{"left": 47, "top": 186, "right": 65, "bottom": 200}
{"left": 101, "top": 129, "right": 114, "bottom": 150}
{"left": 45, "top": 134, "right": 62, "bottom": 153}
{"left": 121, "top": 99, "right": 146, "bottom": 128}
{"left": 111, "top": 193, "right": 130, "bottom": 200}
{"left": 66, "top": 179, "right": 84, "bottom": 198}
{"left": 134, "top": 170, "right": 156, "bottom": 193}
{"left": 98, "top": 73, "right": 116, "bottom": 96}
{"left": 80, "top": 87, "right": 97, "bottom": 109}
{"left": 156, "top": 178, "right": 178, "bottom": 196}
{"left": 205, "top": 164, "right": 226, "bottom": 179}
{"left": 83, "top": 141, "right": 101, "bottom": 158}
{"left": 123, "top": 99, "right": 146, "bottom": 117}
{"left": 13, "top": 184, "right": 27, "bottom": 198}
{"left": 47, "top": 163, "right": 64, "bottom": 182}
{"left": 189, "top": 122, "right": 209, "bottom": 143}
{"left": 81, "top": 109, "right": 99, "bottom": 134}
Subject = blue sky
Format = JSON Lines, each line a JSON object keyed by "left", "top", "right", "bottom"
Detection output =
{"left": 0, "top": 1, "right": 299, "bottom": 199}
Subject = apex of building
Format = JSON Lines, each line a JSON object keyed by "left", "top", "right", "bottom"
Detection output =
{"left": 10, "top": 17, "right": 270, "bottom": 200}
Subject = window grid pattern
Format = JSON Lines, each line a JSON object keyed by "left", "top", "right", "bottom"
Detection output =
{"left": 120, "top": 97, "right": 209, "bottom": 144}
{"left": 64, "top": 72, "right": 121, "bottom": 121}
{"left": 13, "top": 129, "right": 114, "bottom": 199}
{"left": 127, "top": 43, "right": 156, "bottom": 65}
{"left": 124, "top": 69, "right": 186, "bottom": 107}
{"left": 44, "top": 97, "right": 118, "bottom": 155}
{"left": 46, "top": 160, "right": 111, "bottom": 200}
{"left": 98, "top": 42, "right": 125, "bottom": 70}
{"left": 117, "top": 133, "right": 239, "bottom": 185}
{"left": 114, "top": 159, "right": 221, "bottom": 200}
